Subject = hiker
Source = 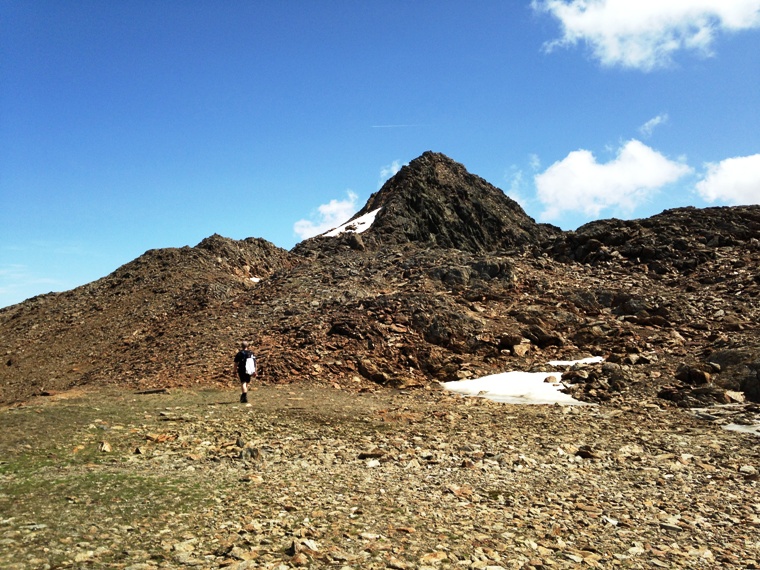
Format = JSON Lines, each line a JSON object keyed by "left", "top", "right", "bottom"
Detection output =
{"left": 233, "top": 341, "right": 257, "bottom": 403}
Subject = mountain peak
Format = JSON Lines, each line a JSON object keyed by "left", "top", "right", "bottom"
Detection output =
{"left": 292, "top": 150, "right": 553, "bottom": 257}
{"left": 343, "top": 151, "right": 552, "bottom": 252}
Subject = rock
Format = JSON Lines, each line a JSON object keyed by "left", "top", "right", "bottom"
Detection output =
{"left": 241, "top": 446, "right": 261, "bottom": 461}
{"left": 523, "top": 325, "right": 564, "bottom": 348}
{"left": 658, "top": 383, "right": 735, "bottom": 407}
{"left": 419, "top": 551, "right": 448, "bottom": 564}
{"left": 660, "top": 522, "right": 684, "bottom": 532}
{"left": 229, "top": 546, "right": 250, "bottom": 560}
{"left": 172, "top": 540, "right": 196, "bottom": 553}
{"left": 726, "top": 390, "right": 746, "bottom": 403}
{"left": 675, "top": 364, "right": 711, "bottom": 385}
{"left": 346, "top": 233, "right": 365, "bottom": 251}
{"left": 575, "top": 445, "right": 600, "bottom": 460}
{"left": 74, "top": 551, "right": 94, "bottom": 562}
{"left": 352, "top": 151, "right": 554, "bottom": 253}
{"left": 358, "top": 360, "right": 387, "bottom": 384}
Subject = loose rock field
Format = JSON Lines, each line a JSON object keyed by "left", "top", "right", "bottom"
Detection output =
{"left": 1, "top": 384, "right": 759, "bottom": 569}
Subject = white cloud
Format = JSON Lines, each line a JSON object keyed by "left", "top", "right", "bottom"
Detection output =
{"left": 293, "top": 191, "right": 360, "bottom": 241}
{"left": 639, "top": 113, "right": 669, "bottom": 137}
{"left": 533, "top": 0, "right": 760, "bottom": 70}
{"left": 379, "top": 160, "right": 403, "bottom": 188}
{"left": 0, "top": 264, "right": 61, "bottom": 307}
{"left": 505, "top": 155, "right": 548, "bottom": 208}
{"left": 535, "top": 139, "right": 693, "bottom": 220}
{"left": 696, "top": 154, "right": 760, "bottom": 204}
{"left": 504, "top": 167, "right": 528, "bottom": 205}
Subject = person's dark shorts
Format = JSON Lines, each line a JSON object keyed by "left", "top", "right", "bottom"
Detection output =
{"left": 238, "top": 371, "right": 252, "bottom": 383}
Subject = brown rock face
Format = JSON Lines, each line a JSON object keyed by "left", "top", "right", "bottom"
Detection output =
{"left": 0, "top": 235, "right": 299, "bottom": 403}
{"left": 547, "top": 205, "right": 760, "bottom": 273}
{"left": 295, "top": 151, "right": 558, "bottom": 256}
{"left": 1, "top": 152, "right": 758, "bottom": 410}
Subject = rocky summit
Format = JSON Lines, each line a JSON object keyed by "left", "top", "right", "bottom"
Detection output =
{"left": 1, "top": 151, "right": 759, "bottom": 411}
{"left": 313, "top": 151, "right": 557, "bottom": 252}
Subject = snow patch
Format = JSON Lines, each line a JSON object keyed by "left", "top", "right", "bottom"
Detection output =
{"left": 323, "top": 208, "right": 381, "bottom": 237}
{"left": 444, "top": 371, "right": 588, "bottom": 405}
{"left": 724, "top": 422, "right": 760, "bottom": 436}
{"left": 549, "top": 356, "right": 604, "bottom": 367}
{"left": 443, "top": 357, "right": 604, "bottom": 405}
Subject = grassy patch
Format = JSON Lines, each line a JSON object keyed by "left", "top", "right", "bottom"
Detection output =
{"left": 0, "top": 390, "right": 215, "bottom": 565}
{"left": 0, "top": 450, "right": 209, "bottom": 568}
{"left": 2, "top": 468, "right": 206, "bottom": 519}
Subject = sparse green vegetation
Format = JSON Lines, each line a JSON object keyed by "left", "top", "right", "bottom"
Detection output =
{"left": 2, "top": 385, "right": 759, "bottom": 569}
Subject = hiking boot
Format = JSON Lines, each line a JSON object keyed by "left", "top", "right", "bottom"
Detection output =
{"left": 240, "top": 393, "right": 248, "bottom": 403}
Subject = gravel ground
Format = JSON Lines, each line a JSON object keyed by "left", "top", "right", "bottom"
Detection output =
{"left": 1, "top": 384, "right": 759, "bottom": 569}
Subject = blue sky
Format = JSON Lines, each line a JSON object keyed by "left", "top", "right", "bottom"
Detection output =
{"left": 2, "top": 1, "right": 759, "bottom": 308}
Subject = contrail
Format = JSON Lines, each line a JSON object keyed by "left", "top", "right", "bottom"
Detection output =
{"left": 370, "top": 124, "right": 424, "bottom": 128}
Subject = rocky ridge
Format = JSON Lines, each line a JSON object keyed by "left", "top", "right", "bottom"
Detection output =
{"left": 1, "top": 152, "right": 758, "bottom": 415}
{"left": 0, "top": 235, "right": 298, "bottom": 402}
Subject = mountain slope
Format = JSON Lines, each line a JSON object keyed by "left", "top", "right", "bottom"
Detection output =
{"left": 0, "top": 236, "right": 297, "bottom": 402}
{"left": 1, "top": 152, "right": 758, "bottom": 409}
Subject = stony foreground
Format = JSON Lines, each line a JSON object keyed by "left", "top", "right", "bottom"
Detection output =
{"left": 1, "top": 384, "right": 759, "bottom": 569}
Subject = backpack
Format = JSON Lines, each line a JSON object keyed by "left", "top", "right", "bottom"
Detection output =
{"left": 244, "top": 354, "right": 257, "bottom": 376}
